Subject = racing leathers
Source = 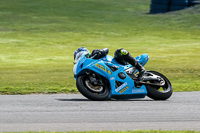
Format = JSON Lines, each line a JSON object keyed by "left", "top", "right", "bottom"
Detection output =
{"left": 90, "top": 48, "right": 145, "bottom": 79}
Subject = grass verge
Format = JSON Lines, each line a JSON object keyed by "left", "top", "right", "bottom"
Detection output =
{"left": 1, "top": 131, "right": 200, "bottom": 133}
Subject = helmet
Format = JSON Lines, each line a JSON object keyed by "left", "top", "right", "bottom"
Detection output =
{"left": 114, "top": 48, "right": 129, "bottom": 65}
{"left": 74, "top": 47, "right": 90, "bottom": 60}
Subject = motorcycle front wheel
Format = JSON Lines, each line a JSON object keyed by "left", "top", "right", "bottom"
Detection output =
{"left": 76, "top": 75, "right": 109, "bottom": 101}
{"left": 145, "top": 71, "right": 173, "bottom": 100}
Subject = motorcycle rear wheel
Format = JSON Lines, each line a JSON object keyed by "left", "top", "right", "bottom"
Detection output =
{"left": 145, "top": 71, "right": 173, "bottom": 100}
{"left": 76, "top": 75, "right": 109, "bottom": 101}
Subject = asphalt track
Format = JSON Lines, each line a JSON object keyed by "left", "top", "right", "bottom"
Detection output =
{"left": 0, "top": 92, "right": 200, "bottom": 132}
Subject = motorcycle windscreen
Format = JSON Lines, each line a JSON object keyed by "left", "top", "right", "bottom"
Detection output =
{"left": 73, "top": 51, "right": 89, "bottom": 75}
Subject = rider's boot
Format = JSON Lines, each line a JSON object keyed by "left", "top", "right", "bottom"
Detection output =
{"left": 136, "top": 65, "right": 145, "bottom": 80}
{"left": 125, "top": 55, "right": 145, "bottom": 80}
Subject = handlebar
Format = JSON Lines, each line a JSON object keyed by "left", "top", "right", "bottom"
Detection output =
{"left": 90, "top": 54, "right": 97, "bottom": 59}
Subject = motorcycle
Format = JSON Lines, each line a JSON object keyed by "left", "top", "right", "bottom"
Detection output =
{"left": 73, "top": 50, "right": 172, "bottom": 101}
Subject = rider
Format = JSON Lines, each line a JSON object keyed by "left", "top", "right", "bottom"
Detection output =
{"left": 74, "top": 47, "right": 145, "bottom": 79}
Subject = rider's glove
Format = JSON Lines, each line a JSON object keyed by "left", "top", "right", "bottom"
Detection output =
{"left": 91, "top": 48, "right": 109, "bottom": 59}
{"left": 96, "top": 50, "right": 103, "bottom": 58}
{"left": 91, "top": 49, "right": 103, "bottom": 59}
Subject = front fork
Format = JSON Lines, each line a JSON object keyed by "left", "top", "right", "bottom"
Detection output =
{"left": 86, "top": 70, "right": 104, "bottom": 86}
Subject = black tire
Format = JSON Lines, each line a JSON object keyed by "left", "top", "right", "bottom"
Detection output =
{"left": 188, "top": 0, "right": 200, "bottom": 6}
{"left": 150, "top": 3, "right": 169, "bottom": 10}
{"left": 171, "top": 0, "right": 189, "bottom": 6}
{"left": 151, "top": 0, "right": 170, "bottom": 5}
{"left": 150, "top": 3, "right": 169, "bottom": 14}
{"left": 76, "top": 75, "right": 109, "bottom": 101}
{"left": 145, "top": 71, "right": 173, "bottom": 100}
{"left": 150, "top": 9, "right": 168, "bottom": 14}
{"left": 169, "top": 5, "right": 187, "bottom": 11}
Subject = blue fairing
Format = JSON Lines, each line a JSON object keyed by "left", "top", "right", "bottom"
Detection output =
{"left": 99, "top": 54, "right": 149, "bottom": 66}
{"left": 135, "top": 54, "right": 149, "bottom": 66}
{"left": 73, "top": 53, "right": 149, "bottom": 99}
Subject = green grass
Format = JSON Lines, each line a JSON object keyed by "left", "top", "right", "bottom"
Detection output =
{"left": 0, "top": 0, "right": 200, "bottom": 94}
{"left": 1, "top": 131, "right": 200, "bottom": 133}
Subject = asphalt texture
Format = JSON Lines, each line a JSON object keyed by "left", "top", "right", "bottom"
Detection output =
{"left": 0, "top": 92, "right": 200, "bottom": 132}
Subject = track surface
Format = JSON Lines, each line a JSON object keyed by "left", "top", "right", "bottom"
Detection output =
{"left": 0, "top": 92, "right": 200, "bottom": 132}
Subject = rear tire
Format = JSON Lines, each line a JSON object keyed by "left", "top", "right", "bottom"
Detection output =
{"left": 145, "top": 71, "right": 173, "bottom": 100}
{"left": 76, "top": 75, "right": 109, "bottom": 101}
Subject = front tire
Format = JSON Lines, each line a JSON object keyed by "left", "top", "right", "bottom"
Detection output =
{"left": 76, "top": 75, "right": 109, "bottom": 101}
{"left": 145, "top": 71, "right": 173, "bottom": 100}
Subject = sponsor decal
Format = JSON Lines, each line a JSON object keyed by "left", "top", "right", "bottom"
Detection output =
{"left": 132, "top": 89, "right": 145, "bottom": 93}
{"left": 115, "top": 82, "right": 128, "bottom": 92}
{"left": 95, "top": 63, "right": 112, "bottom": 75}
{"left": 119, "top": 86, "right": 129, "bottom": 94}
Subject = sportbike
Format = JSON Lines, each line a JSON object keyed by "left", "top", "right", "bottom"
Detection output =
{"left": 73, "top": 50, "right": 172, "bottom": 100}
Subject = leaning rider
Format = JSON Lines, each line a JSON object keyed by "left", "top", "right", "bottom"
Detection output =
{"left": 74, "top": 47, "right": 145, "bottom": 79}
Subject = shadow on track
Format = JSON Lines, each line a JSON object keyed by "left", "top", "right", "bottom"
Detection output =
{"left": 56, "top": 98, "right": 90, "bottom": 101}
{"left": 56, "top": 98, "right": 153, "bottom": 102}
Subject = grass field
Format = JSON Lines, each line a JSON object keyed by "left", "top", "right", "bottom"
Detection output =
{"left": 0, "top": 0, "right": 199, "bottom": 94}
{"left": 1, "top": 131, "right": 200, "bottom": 133}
